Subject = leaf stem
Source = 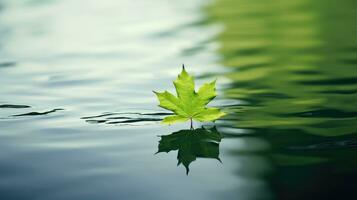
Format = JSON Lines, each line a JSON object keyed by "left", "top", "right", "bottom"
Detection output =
{"left": 190, "top": 118, "right": 193, "bottom": 130}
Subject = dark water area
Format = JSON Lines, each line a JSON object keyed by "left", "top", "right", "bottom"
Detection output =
{"left": 1, "top": 0, "right": 357, "bottom": 199}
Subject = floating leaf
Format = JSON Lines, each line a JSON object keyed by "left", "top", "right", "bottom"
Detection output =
{"left": 154, "top": 65, "right": 226, "bottom": 126}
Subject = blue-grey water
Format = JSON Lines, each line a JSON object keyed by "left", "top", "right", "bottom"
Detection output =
{"left": 1, "top": 0, "right": 357, "bottom": 199}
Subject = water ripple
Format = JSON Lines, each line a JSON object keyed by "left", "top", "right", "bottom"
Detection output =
{"left": 0, "top": 104, "right": 31, "bottom": 108}
{"left": 0, "top": 61, "right": 16, "bottom": 68}
{"left": 289, "top": 139, "right": 357, "bottom": 150}
{"left": 11, "top": 108, "right": 64, "bottom": 117}
{"left": 81, "top": 111, "right": 171, "bottom": 126}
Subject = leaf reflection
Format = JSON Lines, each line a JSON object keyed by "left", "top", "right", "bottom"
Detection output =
{"left": 156, "top": 127, "right": 222, "bottom": 174}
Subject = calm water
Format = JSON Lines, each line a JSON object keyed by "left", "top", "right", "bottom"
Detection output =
{"left": 1, "top": 0, "right": 357, "bottom": 199}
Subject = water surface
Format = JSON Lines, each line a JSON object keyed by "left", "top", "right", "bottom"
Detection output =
{"left": 1, "top": 0, "right": 357, "bottom": 199}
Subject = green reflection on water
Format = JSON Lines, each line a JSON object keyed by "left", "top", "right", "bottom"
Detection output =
{"left": 206, "top": 0, "right": 357, "bottom": 199}
{"left": 207, "top": 0, "right": 357, "bottom": 137}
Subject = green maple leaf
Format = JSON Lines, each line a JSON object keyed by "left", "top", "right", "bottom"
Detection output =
{"left": 153, "top": 65, "right": 226, "bottom": 125}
